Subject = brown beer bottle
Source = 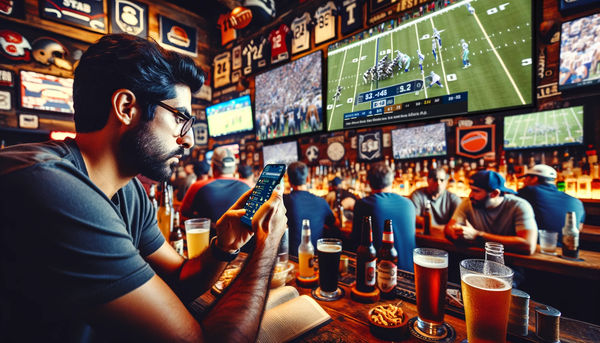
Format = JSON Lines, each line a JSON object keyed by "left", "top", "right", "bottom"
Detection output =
{"left": 356, "top": 216, "right": 377, "bottom": 293}
{"left": 169, "top": 211, "right": 185, "bottom": 257}
{"left": 423, "top": 200, "right": 432, "bottom": 235}
{"left": 377, "top": 219, "right": 398, "bottom": 298}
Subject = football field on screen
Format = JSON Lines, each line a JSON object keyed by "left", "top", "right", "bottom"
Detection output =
{"left": 326, "top": 0, "right": 533, "bottom": 131}
{"left": 503, "top": 107, "right": 584, "bottom": 149}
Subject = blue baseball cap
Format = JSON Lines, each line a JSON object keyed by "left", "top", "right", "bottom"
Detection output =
{"left": 469, "top": 170, "right": 516, "bottom": 194}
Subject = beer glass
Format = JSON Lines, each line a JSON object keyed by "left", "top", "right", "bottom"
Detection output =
{"left": 413, "top": 248, "right": 449, "bottom": 338}
{"left": 184, "top": 218, "right": 210, "bottom": 259}
{"left": 316, "top": 238, "right": 342, "bottom": 300}
{"left": 460, "top": 259, "right": 513, "bottom": 343}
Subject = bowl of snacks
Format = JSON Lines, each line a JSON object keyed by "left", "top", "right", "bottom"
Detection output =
{"left": 270, "top": 261, "right": 294, "bottom": 288}
{"left": 367, "top": 303, "right": 409, "bottom": 340}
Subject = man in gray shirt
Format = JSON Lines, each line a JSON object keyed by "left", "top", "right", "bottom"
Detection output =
{"left": 411, "top": 167, "right": 462, "bottom": 231}
{"left": 445, "top": 170, "right": 538, "bottom": 255}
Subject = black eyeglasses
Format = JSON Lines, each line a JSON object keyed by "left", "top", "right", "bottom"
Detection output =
{"left": 156, "top": 101, "right": 195, "bottom": 137}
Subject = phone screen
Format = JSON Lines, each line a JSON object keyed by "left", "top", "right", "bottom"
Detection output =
{"left": 241, "top": 164, "right": 287, "bottom": 226}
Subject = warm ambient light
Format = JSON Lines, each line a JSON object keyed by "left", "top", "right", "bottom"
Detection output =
{"left": 50, "top": 131, "right": 76, "bottom": 140}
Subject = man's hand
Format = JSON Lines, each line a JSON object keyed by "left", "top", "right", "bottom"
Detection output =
{"left": 445, "top": 219, "right": 480, "bottom": 241}
{"left": 214, "top": 189, "right": 254, "bottom": 251}
{"left": 252, "top": 187, "right": 287, "bottom": 247}
{"left": 460, "top": 220, "right": 481, "bottom": 240}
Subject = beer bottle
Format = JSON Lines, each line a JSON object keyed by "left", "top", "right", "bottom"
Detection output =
{"left": 336, "top": 190, "right": 345, "bottom": 227}
{"left": 170, "top": 211, "right": 185, "bottom": 257}
{"left": 377, "top": 219, "right": 398, "bottom": 298}
{"left": 423, "top": 200, "right": 432, "bottom": 235}
{"left": 157, "top": 182, "right": 171, "bottom": 240}
{"left": 298, "top": 219, "right": 316, "bottom": 279}
{"left": 484, "top": 242, "right": 505, "bottom": 265}
{"left": 356, "top": 216, "right": 377, "bottom": 293}
{"left": 562, "top": 211, "right": 579, "bottom": 258}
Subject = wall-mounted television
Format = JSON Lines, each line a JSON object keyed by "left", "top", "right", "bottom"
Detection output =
{"left": 558, "top": 13, "right": 600, "bottom": 91}
{"left": 19, "top": 70, "right": 74, "bottom": 114}
{"left": 391, "top": 122, "right": 447, "bottom": 160}
{"left": 206, "top": 95, "right": 254, "bottom": 138}
{"left": 325, "top": 0, "right": 533, "bottom": 131}
{"left": 254, "top": 50, "right": 323, "bottom": 141}
{"left": 262, "top": 141, "right": 299, "bottom": 166}
{"left": 503, "top": 106, "right": 584, "bottom": 150}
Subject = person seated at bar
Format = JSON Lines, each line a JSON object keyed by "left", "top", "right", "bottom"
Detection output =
{"left": 517, "top": 164, "right": 585, "bottom": 244}
{"left": 181, "top": 146, "right": 250, "bottom": 223}
{"left": 351, "top": 162, "right": 416, "bottom": 272}
{"left": 0, "top": 34, "right": 287, "bottom": 343}
{"left": 410, "top": 167, "right": 461, "bottom": 231}
{"left": 445, "top": 170, "right": 538, "bottom": 255}
{"left": 284, "top": 161, "right": 338, "bottom": 257}
{"left": 325, "top": 176, "right": 357, "bottom": 222}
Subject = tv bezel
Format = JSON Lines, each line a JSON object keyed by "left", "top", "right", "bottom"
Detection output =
{"left": 325, "top": 0, "right": 536, "bottom": 133}
{"left": 391, "top": 122, "right": 448, "bottom": 160}
{"left": 502, "top": 105, "right": 585, "bottom": 151}
{"left": 18, "top": 69, "right": 74, "bottom": 115}
{"left": 206, "top": 94, "right": 254, "bottom": 138}
{"left": 254, "top": 50, "right": 325, "bottom": 142}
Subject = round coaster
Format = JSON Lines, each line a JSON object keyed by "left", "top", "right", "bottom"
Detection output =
{"left": 559, "top": 255, "right": 584, "bottom": 262}
{"left": 296, "top": 275, "right": 319, "bottom": 288}
{"left": 408, "top": 316, "right": 456, "bottom": 343}
{"left": 312, "top": 286, "right": 345, "bottom": 301}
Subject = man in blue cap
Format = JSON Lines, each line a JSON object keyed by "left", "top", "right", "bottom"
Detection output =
{"left": 445, "top": 170, "right": 538, "bottom": 255}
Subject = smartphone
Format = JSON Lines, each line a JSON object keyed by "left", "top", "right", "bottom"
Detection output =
{"left": 241, "top": 164, "right": 287, "bottom": 226}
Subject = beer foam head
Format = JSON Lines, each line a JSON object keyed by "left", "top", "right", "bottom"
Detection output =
{"left": 414, "top": 254, "right": 448, "bottom": 269}
{"left": 462, "top": 274, "right": 511, "bottom": 291}
{"left": 317, "top": 243, "right": 342, "bottom": 253}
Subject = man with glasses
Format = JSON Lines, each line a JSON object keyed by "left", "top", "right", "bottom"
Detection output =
{"left": 0, "top": 34, "right": 287, "bottom": 342}
{"left": 410, "top": 167, "right": 462, "bottom": 232}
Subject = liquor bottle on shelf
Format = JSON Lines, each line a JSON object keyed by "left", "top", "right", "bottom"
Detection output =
{"left": 422, "top": 200, "right": 432, "bottom": 235}
{"left": 298, "top": 219, "right": 316, "bottom": 279}
{"left": 170, "top": 211, "right": 184, "bottom": 257}
{"left": 149, "top": 184, "right": 158, "bottom": 213}
{"left": 356, "top": 216, "right": 377, "bottom": 293}
{"left": 377, "top": 219, "right": 398, "bottom": 299}
{"left": 562, "top": 211, "right": 579, "bottom": 259}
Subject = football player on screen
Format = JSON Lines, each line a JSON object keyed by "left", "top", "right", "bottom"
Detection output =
{"left": 460, "top": 39, "right": 471, "bottom": 68}
{"left": 417, "top": 49, "right": 425, "bottom": 74}
{"left": 428, "top": 71, "right": 444, "bottom": 88}
{"left": 432, "top": 39, "right": 438, "bottom": 63}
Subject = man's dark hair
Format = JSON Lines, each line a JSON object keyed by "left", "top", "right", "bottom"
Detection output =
{"left": 238, "top": 165, "right": 253, "bottom": 179}
{"left": 427, "top": 167, "right": 447, "bottom": 180}
{"left": 73, "top": 34, "right": 204, "bottom": 132}
{"left": 367, "top": 162, "right": 394, "bottom": 190}
{"left": 287, "top": 161, "right": 308, "bottom": 186}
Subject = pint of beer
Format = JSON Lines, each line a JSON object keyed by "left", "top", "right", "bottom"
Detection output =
{"left": 316, "top": 238, "right": 342, "bottom": 299}
{"left": 460, "top": 259, "right": 513, "bottom": 343}
{"left": 413, "top": 248, "right": 448, "bottom": 337}
{"left": 185, "top": 218, "right": 210, "bottom": 259}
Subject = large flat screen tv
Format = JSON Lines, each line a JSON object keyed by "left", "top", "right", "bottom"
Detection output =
{"left": 206, "top": 95, "right": 254, "bottom": 138}
{"left": 326, "top": 0, "right": 533, "bottom": 131}
{"left": 558, "top": 13, "right": 600, "bottom": 91}
{"left": 262, "top": 141, "right": 299, "bottom": 166}
{"left": 254, "top": 50, "right": 323, "bottom": 141}
{"left": 19, "top": 70, "right": 74, "bottom": 114}
{"left": 392, "top": 122, "right": 447, "bottom": 160}
{"left": 503, "top": 106, "right": 584, "bottom": 150}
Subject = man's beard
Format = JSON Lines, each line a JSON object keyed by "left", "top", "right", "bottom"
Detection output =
{"left": 118, "top": 121, "right": 184, "bottom": 181}
{"left": 471, "top": 195, "right": 490, "bottom": 209}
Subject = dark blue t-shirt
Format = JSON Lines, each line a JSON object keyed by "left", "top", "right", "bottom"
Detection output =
{"left": 518, "top": 183, "right": 585, "bottom": 244}
{"left": 181, "top": 177, "right": 250, "bottom": 224}
{"left": 283, "top": 190, "right": 336, "bottom": 256}
{"left": 351, "top": 192, "right": 416, "bottom": 272}
{"left": 0, "top": 139, "right": 163, "bottom": 342}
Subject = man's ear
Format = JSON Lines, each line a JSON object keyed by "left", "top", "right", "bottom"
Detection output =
{"left": 112, "top": 89, "right": 137, "bottom": 126}
{"left": 490, "top": 189, "right": 502, "bottom": 198}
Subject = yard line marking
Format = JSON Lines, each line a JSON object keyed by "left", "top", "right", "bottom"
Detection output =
{"left": 328, "top": 49, "right": 348, "bottom": 131}
{"left": 350, "top": 43, "right": 364, "bottom": 114}
{"left": 570, "top": 107, "right": 583, "bottom": 131}
{"left": 553, "top": 111, "right": 559, "bottom": 142}
{"left": 430, "top": 17, "right": 449, "bottom": 95}
{"left": 562, "top": 110, "right": 573, "bottom": 140}
{"left": 533, "top": 111, "right": 539, "bottom": 146}
{"left": 472, "top": 10, "right": 525, "bottom": 104}
{"left": 414, "top": 24, "right": 428, "bottom": 99}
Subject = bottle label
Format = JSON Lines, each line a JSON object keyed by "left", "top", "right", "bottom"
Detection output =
{"left": 563, "top": 235, "right": 579, "bottom": 250}
{"left": 382, "top": 232, "right": 394, "bottom": 244}
{"left": 377, "top": 260, "right": 397, "bottom": 292}
{"left": 365, "top": 259, "right": 376, "bottom": 286}
{"left": 171, "top": 239, "right": 184, "bottom": 256}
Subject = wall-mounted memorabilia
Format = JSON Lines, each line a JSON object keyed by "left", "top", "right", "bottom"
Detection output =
{"left": 232, "top": 45, "right": 242, "bottom": 70}
{"left": 39, "top": 0, "right": 108, "bottom": 34}
{"left": 0, "top": 0, "right": 25, "bottom": 19}
{"left": 313, "top": 1, "right": 337, "bottom": 46}
{"left": 0, "top": 30, "right": 32, "bottom": 62}
{"left": 382, "top": 132, "right": 390, "bottom": 148}
{"left": 290, "top": 12, "right": 311, "bottom": 55}
{"left": 305, "top": 144, "right": 320, "bottom": 163}
{"left": 110, "top": 0, "right": 148, "bottom": 38}
{"left": 0, "top": 68, "right": 14, "bottom": 87}
{"left": 159, "top": 15, "right": 197, "bottom": 57}
{"left": 327, "top": 141, "right": 345, "bottom": 162}
{"left": 192, "top": 121, "right": 208, "bottom": 146}
{"left": 0, "top": 89, "right": 12, "bottom": 110}
{"left": 338, "top": 0, "right": 364, "bottom": 35}
{"left": 217, "top": 13, "right": 237, "bottom": 46}
{"left": 32, "top": 37, "right": 73, "bottom": 70}
{"left": 242, "top": 36, "right": 268, "bottom": 75}
{"left": 18, "top": 113, "right": 39, "bottom": 129}
{"left": 357, "top": 130, "right": 382, "bottom": 161}
{"left": 268, "top": 23, "right": 290, "bottom": 64}
{"left": 456, "top": 124, "right": 495, "bottom": 159}
{"left": 213, "top": 51, "right": 231, "bottom": 89}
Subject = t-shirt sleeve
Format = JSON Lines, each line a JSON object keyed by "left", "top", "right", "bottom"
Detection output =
{"left": 4, "top": 162, "right": 156, "bottom": 310}
{"left": 514, "top": 198, "right": 538, "bottom": 233}
{"left": 410, "top": 191, "right": 423, "bottom": 215}
{"left": 451, "top": 198, "right": 469, "bottom": 225}
{"left": 449, "top": 192, "right": 462, "bottom": 214}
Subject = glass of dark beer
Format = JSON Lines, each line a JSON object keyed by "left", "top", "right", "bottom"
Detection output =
{"left": 412, "top": 248, "right": 449, "bottom": 339}
{"left": 316, "top": 238, "right": 342, "bottom": 300}
{"left": 460, "top": 259, "right": 513, "bottom": 343}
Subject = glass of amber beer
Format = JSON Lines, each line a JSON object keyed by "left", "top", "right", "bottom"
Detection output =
{"left": 460, "top": 259, "right": 513, "bottom": 343}
{"left": 413, "top": 248, "right": 449, "bottom": 338}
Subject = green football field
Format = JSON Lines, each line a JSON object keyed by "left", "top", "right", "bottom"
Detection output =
{"left": 503, "top": 106, "right": 584, "bottom": 149}
{"left": 326, "top": 0, "right": 533, "bottom": 131}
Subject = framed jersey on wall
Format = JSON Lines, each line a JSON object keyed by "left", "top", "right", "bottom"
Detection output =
{"left": 313, "top": 1, "right": 337, "bottom": 46}
{"left": 290, "top": 12, "right": 311, "bottom": 55}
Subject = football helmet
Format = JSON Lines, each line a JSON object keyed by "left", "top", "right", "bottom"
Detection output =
{"left": 0, "top": 30, "right": 31, "bottom": 61}
{"left": 32, "top": 38, "right": 72, "bottom": 70}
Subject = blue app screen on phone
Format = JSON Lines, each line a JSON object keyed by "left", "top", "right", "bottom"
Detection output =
{"left": 241, "top": 164, "right": 286, "bottom": 226}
